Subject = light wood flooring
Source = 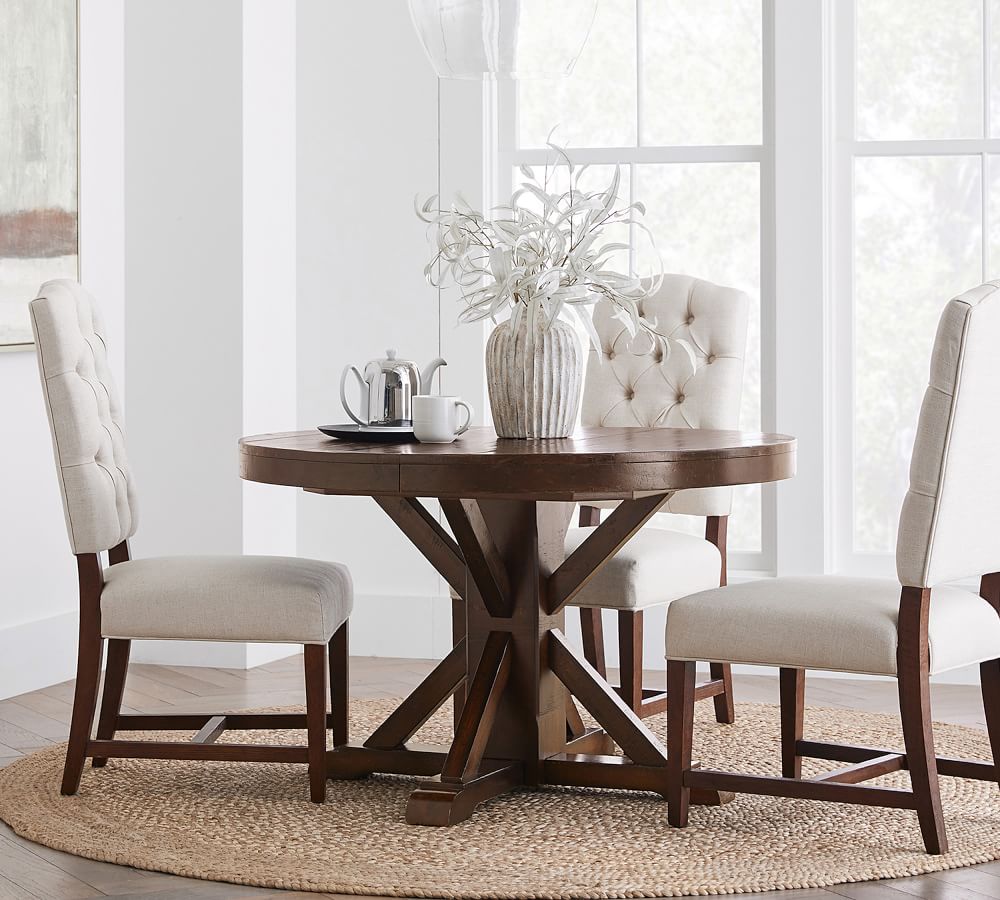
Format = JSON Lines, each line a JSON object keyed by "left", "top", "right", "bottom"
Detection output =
{"left": 0, "top": 656, "right": 996, "bottom": 900}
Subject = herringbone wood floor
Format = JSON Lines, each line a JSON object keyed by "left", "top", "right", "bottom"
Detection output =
{"left": 0, "top": 656, "right": 997, "bottom": 900}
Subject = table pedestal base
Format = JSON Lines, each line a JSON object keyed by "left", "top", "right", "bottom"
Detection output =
{"left": 327, "top": 495, "right": 732, "bottom": 825}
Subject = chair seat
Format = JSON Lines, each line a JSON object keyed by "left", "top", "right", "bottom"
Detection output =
{"left": 565, "top": 527, "right": 722, "bottom": 611}
{"left": 666, "top": 576, "right": 1000, "bottom": 676}
{"left": 101, "top": 556, "right": 353, "bottom": 644}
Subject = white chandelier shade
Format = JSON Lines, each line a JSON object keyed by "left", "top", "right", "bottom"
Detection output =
{"left": 407, "top": 0, "right": 598, "bottom": 80}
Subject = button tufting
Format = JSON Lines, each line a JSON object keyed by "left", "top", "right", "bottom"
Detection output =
{"left": 686, "top": 315, "right": 695, "bottom": 325}
{"left": 708, "top": 354, "right": 717, "bottom": 364}
{"left": 625, "top": 388, "right": 635, "bottom": 400}
{"left": 677, "top": 394, "right": 685, "bottom": 403}
{"left": 607, "top": 350, "right": 615, "bottom": 360}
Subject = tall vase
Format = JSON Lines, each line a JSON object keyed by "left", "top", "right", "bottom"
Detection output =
{"left": 485, "top": 313, "right": 583, "bottom": 439}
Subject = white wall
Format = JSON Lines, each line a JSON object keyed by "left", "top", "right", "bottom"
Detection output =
{"left": 0, "top": 0, "right": 126, "bottom": 699}
{"left": 124, "top": 0, "right": 300, "bottom": 668}
{"left": 295, "top": 1, "right": 484, "bottom": 660}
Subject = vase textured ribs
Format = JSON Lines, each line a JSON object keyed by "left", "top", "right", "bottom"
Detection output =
{"left": 486, "top": 315, "right": 583, "bottom": 439}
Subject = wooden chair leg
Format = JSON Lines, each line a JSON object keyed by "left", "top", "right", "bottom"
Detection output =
{"left": 898, "top": 587, "right": 947, "bottom": 855}
{"left": 710, "top": 663, "right": 735, "bottom": 724}
{"left": 328, "top": 622, "right": 349, "bottom": 747}
{"left": 618, "top": 610, "right": 643, "bottom": 713}
{"left": 91, "top": 638, "right": 130, "bottom": 768}
{"left": 667, "top": 659, "right": 696, "bottom": 827}
{"left": 982, "top": 658, "right": 1000, "bottom": 789}
{"left": 304, "top": 644, "right": 328, "bottom": 803}
{"left": 62, "top": 632, "right": 104, "bottom": 795}
{"left": 779, "top": 667, "right": 804, "bottom": 778}
{"left": 579, "top": 607, "right": 607, "bottom": 678}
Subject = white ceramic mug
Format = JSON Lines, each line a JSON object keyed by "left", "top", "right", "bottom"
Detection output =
{"left": 412, "top": 395, "right": 473, "bottom": 443}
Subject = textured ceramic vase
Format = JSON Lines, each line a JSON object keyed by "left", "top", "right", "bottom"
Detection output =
{"left": 485, "top": 313, "right": 583, "bottom": 439}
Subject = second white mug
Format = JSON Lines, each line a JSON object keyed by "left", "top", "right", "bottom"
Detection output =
{"left": 412, "top": 395, "right": 473, "bottom": 443}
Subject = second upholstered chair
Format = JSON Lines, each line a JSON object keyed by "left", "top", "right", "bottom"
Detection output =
{"left": 31, "top": 279, "right": 353, "bottom": 803}
{"left": 665, "top": 281, "right": 1000, "bottom": 854}
{"left": 568, "top": 274, "right": 749, "bottom": 721}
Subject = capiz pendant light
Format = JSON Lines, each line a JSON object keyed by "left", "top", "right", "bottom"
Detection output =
{"left": 408, "top": 0, "right": 598, "bottom": 80}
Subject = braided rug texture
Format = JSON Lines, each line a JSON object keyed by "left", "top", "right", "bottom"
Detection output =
{"left": 0, "top": 699, "right": 997, "bottom": 899}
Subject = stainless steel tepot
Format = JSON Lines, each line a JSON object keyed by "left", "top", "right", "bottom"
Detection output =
{"left": 340, "top": 349, "right": 447, "bottom": 426}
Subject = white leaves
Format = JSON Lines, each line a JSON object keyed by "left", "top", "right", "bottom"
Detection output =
{"left": 415, "top": 143, "right": 685, "bottom": 364}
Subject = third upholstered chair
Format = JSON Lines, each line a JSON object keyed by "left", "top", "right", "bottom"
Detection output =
{"left": 665, "top": 281, "right": 1000, "bottom": 854}
{"left": 31, "top": 279, "right": 353, "bottom": 803}
{"left": 567, "top": 274, "right": 750, "bottom": 721}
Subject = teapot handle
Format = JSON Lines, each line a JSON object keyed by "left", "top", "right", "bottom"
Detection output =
{"left": 339, "top": 365, "right": 368, "bottom": 426}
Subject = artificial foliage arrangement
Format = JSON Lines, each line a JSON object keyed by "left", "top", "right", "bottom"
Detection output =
{"left": 417, "top": 144, "right": 691, "bottom": 437}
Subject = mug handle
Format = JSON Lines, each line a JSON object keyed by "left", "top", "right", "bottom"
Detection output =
{"left": 454, "top": 399, "right": 473, "bottom": 435}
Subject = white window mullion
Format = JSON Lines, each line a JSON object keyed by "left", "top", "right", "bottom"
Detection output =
{"left": 771, "top": 0, "right": 830, "bottom": 576}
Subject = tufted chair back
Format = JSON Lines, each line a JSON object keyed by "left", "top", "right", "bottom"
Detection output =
{"left": 30, "top": 280, "right": 138, "bottom": 555}
{"left": 896, "top": 281, "right": 1000, "bottom": 588}
{"left": 581, "top": 274, "right": 750, "bottom": 516}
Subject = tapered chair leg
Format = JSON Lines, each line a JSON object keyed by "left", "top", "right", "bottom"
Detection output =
{"left": 92, "top": 638, "right": 131, "bottom": 768}
{"left": 62, "top": 632, "right": 104, "bottom": 795}
{"left": 710, "top": 663, "right": 736, "bottom": 724}
{"left": 982, "top": 659, "right": 1000, "bottom": 790}
{"left": 898, "top": 653, "right": 947, "bottom": 852}
{"left": 779, "top": 667, "right": 804, "bottom": 778}
{"left": 304, "top": 644, "right": 328, "bottom": 803}
{"left": 667, "top": 659, "right": 696, "bottom": 827}
{"left": 328, "top": 622, "right": 349, "bottom": 748}
{"left": 618, "top": 610, "right": 643, "bottom": 713}
{"left": 579, "top": 608, "right": 607, "bottom": 679}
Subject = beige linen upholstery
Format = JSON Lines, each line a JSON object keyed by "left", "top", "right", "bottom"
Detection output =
{"left": 666, "top": 576, "right": 1000, "bottom": 676}
{"left": 667, "top": 282, "right": 1000, "bottom": 678}
{"left": 581, "top": 274, "right": 749, "bottom": 517}
{"left": 30, "top": 280, "right": 138, "bottom": 554}
{"left": 102, "top": 556, "right": 352, "bottom": 644}
{"left": 896, "top": 281, "right": 1000, "bottom": 587}
{"left": 30, "top": 280, "right": 354, "bottom": 647}
{"left": 566, "top": 527, "right": 722, "bottom": 610}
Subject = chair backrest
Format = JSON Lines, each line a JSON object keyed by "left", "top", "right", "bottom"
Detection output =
{"left": 896, "top": 281, "right": 1000, "bottom": 588}
{"left": 30, "top": 280, "right": 138, "bottom": 555}
{"left": 580, "top": 274, "right": 749, "bottom": 516}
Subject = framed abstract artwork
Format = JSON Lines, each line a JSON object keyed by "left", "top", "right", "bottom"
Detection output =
{"left": 0, "top": 0, "right": 79, "bottom": 349}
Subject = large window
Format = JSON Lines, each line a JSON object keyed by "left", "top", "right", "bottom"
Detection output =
{"left": 834, "top": 0, "right": 995, "bottom": 570}
{"left": 499, "top": 0, "right": 770, "bottom": 565}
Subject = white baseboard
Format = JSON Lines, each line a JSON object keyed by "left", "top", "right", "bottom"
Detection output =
{"left": 0, "top": 611, "right": 78, "bottom": 700}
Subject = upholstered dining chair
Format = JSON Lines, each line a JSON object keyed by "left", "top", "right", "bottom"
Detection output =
{"left": 567, "top": 274, "right": 749, "bottom": 721}
{"left": 665, "top": 281, "right": 1000, "bottom": 854}
{"left": 30, "top": 279, "right": 353, "bottom": 804}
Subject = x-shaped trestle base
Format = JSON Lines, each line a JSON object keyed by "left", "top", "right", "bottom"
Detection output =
{"left": 322, "top": 494, "right": 731, "bottom": 826}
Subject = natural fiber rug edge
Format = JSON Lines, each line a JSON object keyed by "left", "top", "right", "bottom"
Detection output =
{"left": 0, "top": 700, "right": 997, "bottom": 900}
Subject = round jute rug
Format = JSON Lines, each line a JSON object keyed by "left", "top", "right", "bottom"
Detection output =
{"left": 0, "top": 699, "right": 997, "bottom": 899}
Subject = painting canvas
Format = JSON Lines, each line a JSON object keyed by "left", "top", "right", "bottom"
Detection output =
{"left": 0, "top": 0, "right": 78, "bottom": 348}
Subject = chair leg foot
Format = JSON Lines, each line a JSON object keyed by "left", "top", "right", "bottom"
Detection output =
{"left": 710, "top": 662, "right": 735, "bottom": 724}
{"left": 304, "top": 644, "right": 328, "bottom": 803}
{"left": 62, "top": 633, "right": 104, "bottom": 795}
{"left": 667, "top": 659, "right": 696, "bottom": 827}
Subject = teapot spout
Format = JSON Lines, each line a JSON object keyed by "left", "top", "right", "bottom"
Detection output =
{"left": 420, "top": 357, "right": 447, "bottom": 392}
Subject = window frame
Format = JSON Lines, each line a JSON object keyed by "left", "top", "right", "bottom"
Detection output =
{"left": 494, "top": 0, "right": 778, "bottom": 573}
{"left": 831, "top": 0, "right": 997, "bottom": 576}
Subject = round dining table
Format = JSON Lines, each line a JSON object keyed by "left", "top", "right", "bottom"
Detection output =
{"left": 239, "top": 425, "right": 796, "bottom": 826}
